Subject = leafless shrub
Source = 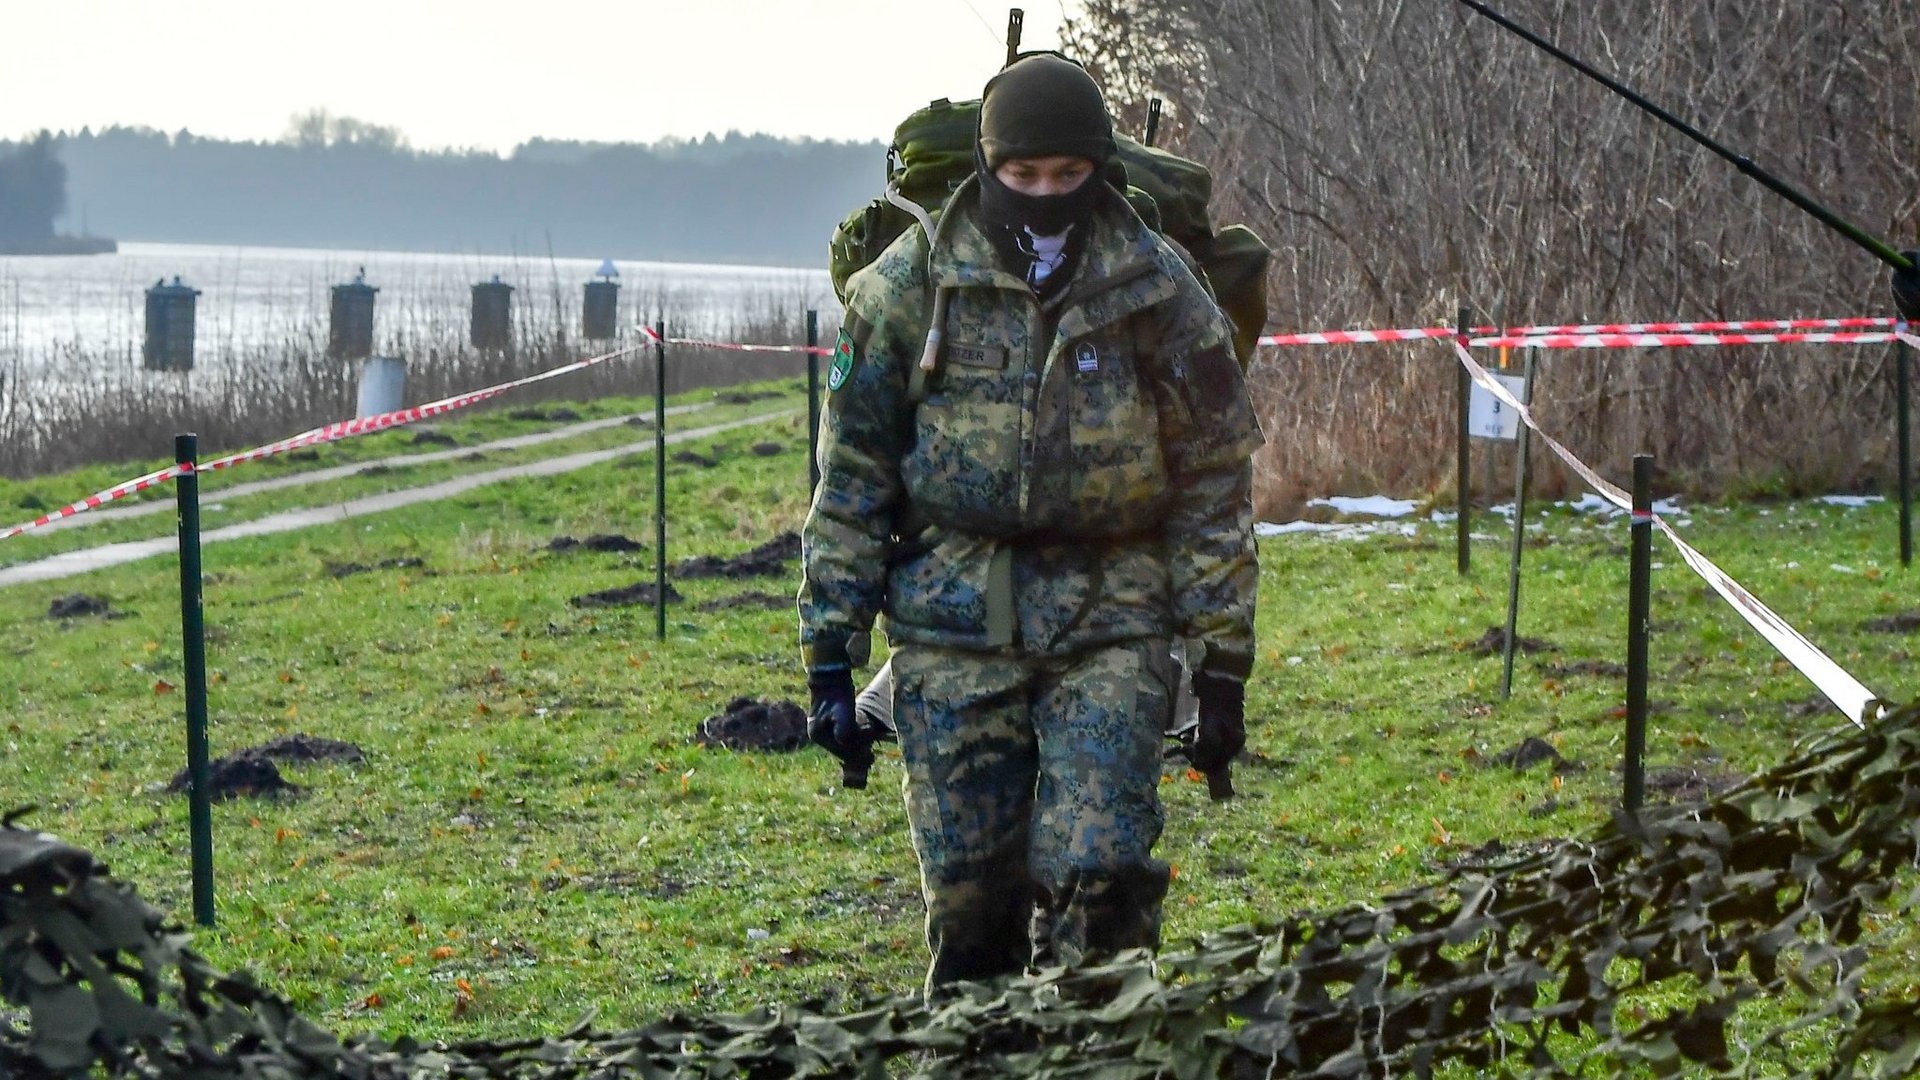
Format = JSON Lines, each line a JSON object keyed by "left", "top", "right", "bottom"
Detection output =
{"left": 0, "top": 290, "right": 822, "bottom": 479}
{"left": 1070, "top": 0, "right": 1920, "bottom": 514}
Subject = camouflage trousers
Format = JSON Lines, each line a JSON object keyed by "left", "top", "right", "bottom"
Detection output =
{"left": 888, "top": 638, "right": 1175, "bottom": 995}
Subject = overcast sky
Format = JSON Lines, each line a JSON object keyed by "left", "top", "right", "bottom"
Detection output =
{"left": 1, "top": 1, "right": 1076, "bottom": 151}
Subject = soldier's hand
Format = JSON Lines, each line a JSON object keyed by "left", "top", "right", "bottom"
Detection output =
{"left": 1188, "top": 671, "right": 1247, "bottom": 801}
{"left": 1894, "top": 250, "right": 1920, "bottom": 324}
{"left": 807, "top": 665, "right": 874, "bottom": 789}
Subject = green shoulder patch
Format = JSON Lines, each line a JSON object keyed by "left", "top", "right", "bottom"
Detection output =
{"left": 829, "top": 329, "right": 856, "bottom": 392}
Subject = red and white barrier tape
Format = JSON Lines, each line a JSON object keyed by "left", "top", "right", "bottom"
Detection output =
{"left": 1495, "top": 317, "right": 1895, "bottom": 336}
{"left": 1447, "top": 337, "right": 1884, "bottom": 728}
{"left": 1472, "top": 330, "right": 1899, "bottom": 350}
{"left": 2, "top": 341, "right": 642, "bottom": 540}
{"left": 1, "top": 464, "right": 189, "bottom": 540}
{"left": 665, "top": 334, "right": 832, "bottom": 357}
{"left": 1259, "top": 327, "right": 1455, "bottom": 346}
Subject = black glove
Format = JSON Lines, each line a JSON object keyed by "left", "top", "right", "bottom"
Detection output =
{"left": 1188, "top": 671, "right": 1247, "bottom": 801}
{"left": 1894, "top": 250, "right": 1920, "bottom": 323}
{"left": 807, "top": 666, "right": 874, "bottom": 789}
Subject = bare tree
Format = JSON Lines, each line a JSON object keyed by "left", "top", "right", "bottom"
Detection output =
{"left": 283, "top": 109, "right": 411, "bottom": 151}
{"left": 1070, "top": 0, "right": 1920, "bottom": 513}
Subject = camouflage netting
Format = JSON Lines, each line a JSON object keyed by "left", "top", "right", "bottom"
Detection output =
{"left": 7, "top": 703, "right": 1920, "bottom": 1078}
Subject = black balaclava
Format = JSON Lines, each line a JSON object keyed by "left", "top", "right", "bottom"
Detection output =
{"left": 974, "top": 52, "right": 1116, "bottom": 291}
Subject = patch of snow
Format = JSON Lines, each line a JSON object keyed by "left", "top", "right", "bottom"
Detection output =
{"left": 1307, "top": 495, "right": 1418, "bottom": 518}
{"left": 1831, "top": 564, "right": 1857, "bottom": 574}
{"left": 1818, "top": 495, "right": 1884, "bottom": 508}
{"left": 1560, "top": 492, "right": 1685, "bottom": 520}
{"left": 1254, "top": 520, "right": 1419, "bottom": 541}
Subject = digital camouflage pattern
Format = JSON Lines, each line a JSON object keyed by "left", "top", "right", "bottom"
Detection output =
{"left": 890, "top": 639, "right": 1174, "bottom": 993}
{"left": 8, "top": 700, "right": 1920, "bottom": 1077}
{"left": 801, "top": 176, "right": 1259, "bottom": 993}
{"left": 800, "top": 175, "right": 1261, "bottom": 679}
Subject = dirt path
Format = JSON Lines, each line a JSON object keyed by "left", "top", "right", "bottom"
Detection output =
{"left": 0, "top": 408, "right": 795, "bottom": 588}
{"left": 27, "top": 404, "right": 715, "bottom": 535}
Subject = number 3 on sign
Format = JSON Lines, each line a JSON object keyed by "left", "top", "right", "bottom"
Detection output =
{"left": 1468, "top": 372, "right": 1530, "bottom": 442}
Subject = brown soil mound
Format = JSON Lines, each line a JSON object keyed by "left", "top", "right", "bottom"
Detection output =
{"left": 695, "top": 698, "right": 809, "bottom": 752}
{"left": 255, "top": 733, "right": 366, "bottom": 764}
{"left": 570, "top": 581, "right": 684, "bottom": 608}
{"left": 1461, "top": 626, "right": 1557, "bottom": 656}
{"left": 715, "top": 390, "right": 784, "bottom": 405}
{"left": 1490, "top": 737, "right": 1569, "bottom": 771}
{"left": 324, "top": 557, "right": 425, "bottom": 579}
{"left": 168, "top": 752, "right": 297, "bottom": 801}
{"left": 548, "top": 534, "right": 645, "bottom": 554}
{"left": 675, "top": 533, "right": 800, "bottom": 580}
{"left": 1538, "top": 660, "right": 1627, "bottom": 678}
{"left": 166, "top": 733, "right": 368, "bottom": 800}
{"left": 48, "top": 594, "right": 113, "bottom": 619}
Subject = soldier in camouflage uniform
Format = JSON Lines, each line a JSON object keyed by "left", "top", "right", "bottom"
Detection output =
{"left": 800, "top": 53, "right": 1262, "bottom": 994}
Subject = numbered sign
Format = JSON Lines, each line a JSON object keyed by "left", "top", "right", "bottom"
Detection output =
{"left": 1468, "top": 372, "right": 1530, "bottom": 442}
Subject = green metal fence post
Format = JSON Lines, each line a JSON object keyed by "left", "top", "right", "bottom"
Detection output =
{"left": 1456, "top": 306, "right": 1473, "bottom": 575}
{"left": 654, "top": 318, "right": 667, "bottom": 642}
{"left": 1898, "top": 339, "right": 1912, "bottom": 567}
{"left": 1624, "top": 454, "right": 1653, "bottom": 813}
{"left": 174, "top": 433, "right": 215, "bottom": 926}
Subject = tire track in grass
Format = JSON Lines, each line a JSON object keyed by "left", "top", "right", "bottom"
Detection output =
{"left": 0, "top": 408, "right": 796, "bottom": 588}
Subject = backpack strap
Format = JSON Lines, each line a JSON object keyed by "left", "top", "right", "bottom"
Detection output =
{"left": 907, "top": 285, "right": 951, "bottom": 404}
{"left": 886, "top": 184, "right": 950, "bottom": 405}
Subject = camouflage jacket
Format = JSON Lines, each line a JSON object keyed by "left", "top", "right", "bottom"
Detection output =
{"left": 801, "top": 177, "right": 1262, "bottom": 682}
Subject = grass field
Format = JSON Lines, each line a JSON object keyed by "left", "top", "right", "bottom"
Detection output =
{"left": 2, "top": 376, "right": 1915, "bottom": 1049}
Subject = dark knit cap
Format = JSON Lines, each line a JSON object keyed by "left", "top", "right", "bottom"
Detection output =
{"left": 978, "top": 52, "right": 1115, "bottom": 169}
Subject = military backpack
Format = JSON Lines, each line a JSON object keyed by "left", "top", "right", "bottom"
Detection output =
{"left": 828, "top": 97, "right": 1272, "bottom": 366}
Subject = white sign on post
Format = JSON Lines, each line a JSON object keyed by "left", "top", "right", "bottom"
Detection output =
{"left": 1468, "top": 372, "right": 1530, "bottom": 442}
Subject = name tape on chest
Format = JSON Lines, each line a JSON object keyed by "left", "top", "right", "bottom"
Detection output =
{"left": 945, "top": 342, "right": 1008, "bottom": 370}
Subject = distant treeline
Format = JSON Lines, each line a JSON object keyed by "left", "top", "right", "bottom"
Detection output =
{"left": 0, "top": 134, "right": 67, "bottom": 244}
{"left": 3, "top": 123, "right": 888, "bottom": 266}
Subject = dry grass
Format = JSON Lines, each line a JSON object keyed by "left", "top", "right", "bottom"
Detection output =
{"left": 1070, "top": 0, "right": 1920, "bottom": 512}
{"left": 0, "top": 292, "right": 823, "bottom": 479}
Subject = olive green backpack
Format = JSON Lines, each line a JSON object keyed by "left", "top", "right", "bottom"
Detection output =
{"left": 828, "top": 97, "right": 1271, "bottom": 365}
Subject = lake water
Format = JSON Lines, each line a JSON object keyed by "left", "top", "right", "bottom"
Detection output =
{"left": 0, "top": 242, "right": 837, "bottom": 376}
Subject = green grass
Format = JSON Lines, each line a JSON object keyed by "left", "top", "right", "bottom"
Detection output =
{"left": 2, "top": 383, "right": 1916, "bottom": 1051}
{"left": 0, "top": 384, "right": 808, "bottom": 564}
